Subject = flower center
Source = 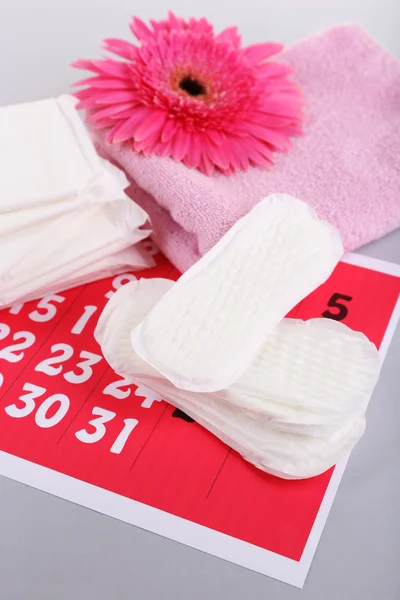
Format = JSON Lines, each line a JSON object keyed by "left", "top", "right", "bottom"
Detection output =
{"left": 179, "top": 76, "right": 206, "bottom": 97}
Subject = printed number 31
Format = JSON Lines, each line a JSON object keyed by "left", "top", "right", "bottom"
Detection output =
{"left": 322, "top": 293, "right": 353, "bottom": 321}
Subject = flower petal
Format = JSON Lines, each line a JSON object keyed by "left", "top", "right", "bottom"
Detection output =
{"left": 140, "top": 111, "right": 168, "bottom": 142}
{"left": 72, "top": 59, "right": 103, "bottom": 74}
{"left": 110, "top": 106, "right": 155, "bottom": 143}
{"left": 171, "top": 127, "right": 191, "bottom": 161}
{"left": 263, "top": 129, "right": 292, "bottom": 151}
{"left": 92, "top": 59, "right": 131, "bottom": 79}
{"left": 130, "top": 17, "right": 154, "bottom": 42}
{"left": 242, "top": 42, "right": 283, "bottom": 65}
{"left": 134, "top": 131, "right": 160, "bottom": 153}
{"left": 94, "top": 91, "right": 138, "bottom": 105}
{"left": 256, "top": 63, "right": 293, "bottom": 78}
{"left": 79, "top": 96, "right": 134, "bottom": 110}
{"left": 103, "top": 38, "right": 137, "bottom": 60}
{"left": 200, "top": 153, "right": 215, "bottom": 176}
{"left": 76, "top": 97, "right": 110, "bottom": 110}
{"left": 238, "top": 122, "right": 292, "bottom": 150}
{"left": 240, "top": 140, "right": 273, "bottom": 168}
{"left": 284, "top": 123, "right": 304, "bottom": 136}
{"left": 205, "top": 129, "right": 225, "bottom": 146}
{"left": 229, "top": 138, "right": 250, "bottom": 170}
{"left": 203, "top": 138, "right": 229, "bottom": 170}
{"left": 73, "top": 88, "right": 95, "bottom": 100}
{"left": 168, "top": 11, "right": 184, "bottom": 30}
{"left": 189, "top": 16, "right": 214, "bottom": 36}
{"left": 215, "top": 26, "right": 241, "bottom": 49}
{"left": 249, "top": 138, "right": 275, "bottom": 160}
{"left": 92, "top": 117, "right": 118, "bottom": 130}
{"left": 76, "top": 89, "right": 112, "bottom": 103}
{"left": 161, "top": 118, "right": 178, "bottom": 143}
{"left": 261, "top": 95, "right": 303, "bottom": 118}
{"left": 155, "top": 139, "right": 173, "bottom": 158}
{"left": 133, "top": 109, "right": 167, "bottom": 142}
{"left": 224, "top": 165, "right": 237, "bottom": 175}
{"left": 249, "top": 152, "right": 273, "bottom": 169}
{"left": 184, "top": 133, "right": 202, "bottom": 169}
{"left": 72, "top": 76, "right": 100, "bottom": 87}
{"left": 109, "top": 108, "right": 137, "bottom": 119}
{"left": 220, "top": 138, "right": 243, "bottom": 171}
{"left": 249, "top": 112, "right": 293, "bottom": 128}
{"left": 74, "top": 77, "right": 133, "bottom": 90}
{"left": 149, "top": 19, "right": 161, "bottom": 34}
{"left": 87, "top": 102, "right": 137, "bottom": 122}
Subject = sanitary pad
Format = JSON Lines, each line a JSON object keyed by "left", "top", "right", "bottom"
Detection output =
{"left": 96, "top": 277, "right": 380, "bottom": 479}
{"left": 0, "top": 95, "right": 130, "bottom": 215}
{"left": 131, "top": 194, "right": 343, "bottom": 392}
{"left": 0, "top": 95, "right": 152, "bottom": 307}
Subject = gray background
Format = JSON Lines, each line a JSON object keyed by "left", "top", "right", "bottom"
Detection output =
{"left": 1, "top": 1, "right": 400, "bottom": 598}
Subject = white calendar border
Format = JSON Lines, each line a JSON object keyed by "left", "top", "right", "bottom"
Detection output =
{"left": 0, "top": 252, "right": 399, "bottom": 589}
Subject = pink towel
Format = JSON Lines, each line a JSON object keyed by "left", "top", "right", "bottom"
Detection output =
{"left": 94, "top": 24, "right": 400, "bottom": 272}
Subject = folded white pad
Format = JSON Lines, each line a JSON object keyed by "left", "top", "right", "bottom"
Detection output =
{"left": 131, "top": 194, "right": 343, "bottom": 392}
{"left": 0, "top": 95, "right": 153, "bottom": 307}
{"left": 0, "top": 95, "right": 115, "bottom": 213}
{"left": 96, "top": 278, "right": 380, "bottom": 479}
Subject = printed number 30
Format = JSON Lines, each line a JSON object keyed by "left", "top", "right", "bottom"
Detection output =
{"left": 322, "top": 293, "right": 353, "bottom": 321}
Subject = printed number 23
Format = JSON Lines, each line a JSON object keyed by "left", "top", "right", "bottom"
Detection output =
{"left": 322, "top": 293, "right": 353, "bottom": 321}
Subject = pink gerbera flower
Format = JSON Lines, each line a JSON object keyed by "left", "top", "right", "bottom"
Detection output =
{"left": 73, "top": 12, "right": 304, "bottom": 175}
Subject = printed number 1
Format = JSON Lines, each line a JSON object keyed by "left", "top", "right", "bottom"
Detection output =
{"left": 71, "top": 305, "right": 98, "bottom": 335}
{"left": 322, "top": 293, "right": 353, "bottom": 321}
{"left": 110, "top": 419, "right": 138, "bottom": 454}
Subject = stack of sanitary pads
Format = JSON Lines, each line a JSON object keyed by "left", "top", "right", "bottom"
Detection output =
{"left": 0, "top": 95, "right": 152, "bottom": 307}
{"left": 96, "top": 194, "right": 381, "bottom": 479}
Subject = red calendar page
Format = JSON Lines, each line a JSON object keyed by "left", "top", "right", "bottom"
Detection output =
{"left": 0, "top": 249, "right": 399, "bottom": 588}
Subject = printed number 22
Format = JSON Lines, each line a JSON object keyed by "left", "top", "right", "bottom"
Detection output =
{"left": 322, "top": 293, "right": 353, "bottom": 321}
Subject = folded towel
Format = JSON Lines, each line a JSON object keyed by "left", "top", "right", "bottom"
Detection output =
{"left": 94, "top": 25, "right": 400, "bottom": 272}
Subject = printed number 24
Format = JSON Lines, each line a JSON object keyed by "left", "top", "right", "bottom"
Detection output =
{"left": 322, "top": 293, "right": 353, "bottom": 321}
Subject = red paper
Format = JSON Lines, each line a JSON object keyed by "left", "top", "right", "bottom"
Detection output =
{"left": 0, "top": 250, "right": 399, "bottom": 588}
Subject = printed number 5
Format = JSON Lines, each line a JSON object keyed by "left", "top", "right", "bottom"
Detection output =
{"left": 322, "top": 293, "right": 353, "bottom": 321}
{"left": 29, "top": 295, "right": 65, "bottom": 322}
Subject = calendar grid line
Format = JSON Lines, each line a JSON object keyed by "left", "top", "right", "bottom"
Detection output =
{"left": 206, "top": 449, "right": 231, "bottom": 499}
{"left": 129, "top": 404, "right": 169, "bottom": 470}
{"left": 56, "top": 364, "right": 110, "bottom": 444}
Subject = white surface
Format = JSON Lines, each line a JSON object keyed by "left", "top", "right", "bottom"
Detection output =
{"left": 132, "top": 195, "right": 343, "bottom": 392}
